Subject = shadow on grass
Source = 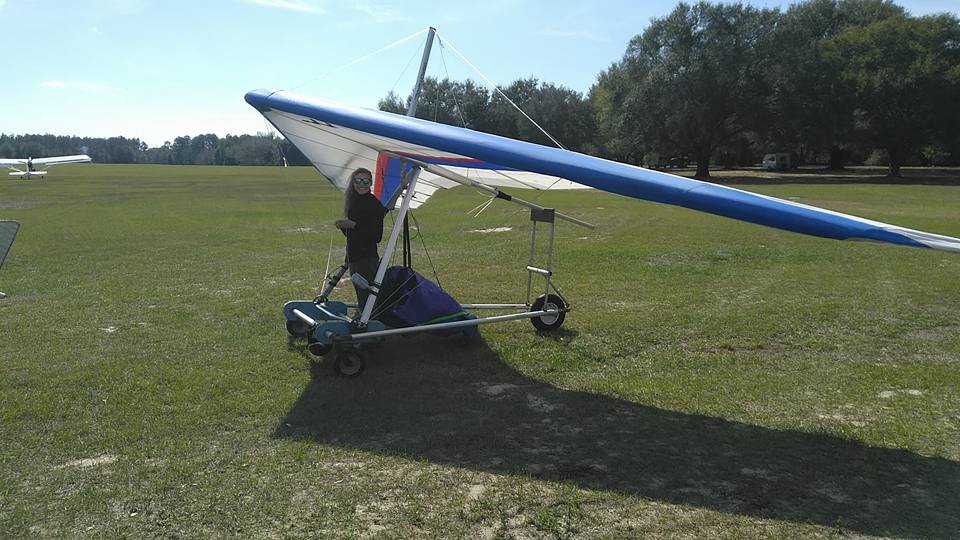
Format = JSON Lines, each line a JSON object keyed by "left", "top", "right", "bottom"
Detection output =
{"left": 275, "top": 335, "right": 959, "bottom": 538}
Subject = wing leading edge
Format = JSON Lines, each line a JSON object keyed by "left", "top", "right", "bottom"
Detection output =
{"left": 1, "top": 155, "right": 91, "bottom": 169}
{"left": 32, "top": 155, "right": 92, "bottom": 166}
{"left": 245, "top": 89, "right": 960, "bottom": 253}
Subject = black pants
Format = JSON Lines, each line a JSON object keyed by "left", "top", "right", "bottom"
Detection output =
{"left": 349, "top": 256, "right": 380, "bottom": 312}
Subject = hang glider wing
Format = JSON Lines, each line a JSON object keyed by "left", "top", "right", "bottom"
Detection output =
{"left": 245, "top": 89, "right": 960, "bottom": 253}
{"left": 0, "top": 220, "right": 19, "bottom": 270}
{"left": 31, "top": 154, "right": 92, "bottom": 166}
{"left": 246, "top": 90, "right": 584, "bottom": 209}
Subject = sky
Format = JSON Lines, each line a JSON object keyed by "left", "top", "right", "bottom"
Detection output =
{"left": 1, "top": 0, "right": 957, "bottom": 148}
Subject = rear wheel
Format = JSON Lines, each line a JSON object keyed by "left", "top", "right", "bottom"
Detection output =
{"left": 286, "top": 319, "right": 311, "bottom": 338}
{"left": 530, "top": 294, "right": 566, "bottom": 331}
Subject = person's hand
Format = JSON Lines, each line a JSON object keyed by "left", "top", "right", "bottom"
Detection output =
{"left": 335, "top": 219, "right": 356, "bottom": 230}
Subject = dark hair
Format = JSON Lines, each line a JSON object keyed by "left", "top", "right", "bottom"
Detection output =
{"left": 344, "top": 167, "right": 373, "bottom": 215}
{"left": 350, "top": 167, "right": 372, "bottom": 181}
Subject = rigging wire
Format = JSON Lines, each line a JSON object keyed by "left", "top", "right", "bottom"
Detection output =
{"left": 389, "top": 38, "right": 427, "bottom": 98}
{"left": 438, "top": 41, "right": 469, "bottom": 129}
{"left": 261, "top": 116, "right": 337, "bottom": 296}
{"left": 410, "top": 211, "right": 441, "bottom": 289}
{"left": 288, "top": 27, "right": 429, "bottom": 92}
{"left": 435, "top": 31, "right": 567, "bottom": 151}
{"left": 434, "top": 31, "right": 568, "bottom": 194}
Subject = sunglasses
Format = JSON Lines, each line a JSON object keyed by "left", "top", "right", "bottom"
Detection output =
{"left": 352, "top": 177, "right": 372, "bottom": 186}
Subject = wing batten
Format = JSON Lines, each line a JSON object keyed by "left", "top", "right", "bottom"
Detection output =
{"left": 246, "top": 89, "right": 960, "bottom": 253}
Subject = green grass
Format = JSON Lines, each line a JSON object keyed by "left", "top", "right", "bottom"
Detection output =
{"left": 1, "top": 163, "right": 959, "bottom": 538}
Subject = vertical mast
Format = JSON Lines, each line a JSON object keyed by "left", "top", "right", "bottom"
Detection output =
{"left": 406, "top": 27, "right": 436, "bottom": 117}
{"left": 400, "top": 27, "right": 436, "bottom": 268}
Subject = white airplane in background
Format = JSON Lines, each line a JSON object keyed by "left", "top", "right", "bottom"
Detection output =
{"left": 1, "top": 154, "right": 92, "bottom": 179}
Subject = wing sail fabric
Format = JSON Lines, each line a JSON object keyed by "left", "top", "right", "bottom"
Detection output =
{"left": 246, "top": 89, "right": 960, "bottom": 253}
{"left": 249, "top": 92, "right": 583, "bottom": 208}
{"left": 0, "top": 221, "right": 20, "bottom": 270}
{"left": 32, "top": 155, "right": 91, "bottom": 166}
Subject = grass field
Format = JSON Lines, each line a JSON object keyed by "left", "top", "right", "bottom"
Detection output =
{"left": 1, "top": 164, "right": 959, "bottom": 538}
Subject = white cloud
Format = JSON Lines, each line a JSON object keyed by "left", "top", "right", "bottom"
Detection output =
{"left": 247, "top": 0, "right": 324, "bottom": 13}
{"left": 96, "top": 0, "right": 148, "bottom": 15}
{"left": 351, "top": 1, "right": 412, "bottom": 23}
{"left": 40, "top": 80, "right": 120, "bottom": 94}
{"left": 537, "top": 29, "right": 610, "bottom": 43}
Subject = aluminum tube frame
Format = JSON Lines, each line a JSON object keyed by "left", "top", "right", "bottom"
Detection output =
{"left": 406, "top": 27, "right": 437, "bottom": 117}
{"left": 358, "top": 163, "right": 422, "bottom": 325}
{"left": 334, "top": 309, "right": 562, "bottom": 342}
{"left": 316, "top": 263, "right": 348, "bottom": 302}
{"left": 459, "top": 303, "right": 529, "bottom": 309}
{"left": 292, "top": 309, "right": 318, "bottom": 326}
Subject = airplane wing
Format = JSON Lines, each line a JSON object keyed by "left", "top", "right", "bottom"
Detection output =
{"left": 31, "top": 154, "right": 92, "bottom": 166}
{"left": 0, "top": 159, "right": 28, "bottom": 167}
{"left": 245, "top": 89, "right": 960, "bottom": 253}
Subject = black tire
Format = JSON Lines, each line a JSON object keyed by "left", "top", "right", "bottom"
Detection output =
{"left": 286, "top": 319, "right": 311, "bottom": 338}
{"left": 307, "top": 341, "right": 333, "bottom": 357}
{"left": 334, "top": 350, "right": 365, "bottom": 378}
{"left": 530, "top": 294, "right": 566, "bottom": 331}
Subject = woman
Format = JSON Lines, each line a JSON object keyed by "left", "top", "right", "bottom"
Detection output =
{"left": 335, "top": 168, "right": 386, "bottom": 311}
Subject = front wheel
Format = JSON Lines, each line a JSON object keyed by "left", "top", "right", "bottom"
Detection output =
{"left": 530, "top": 294, "right": 566, "bottom": 331}
{"left": 334, "top": 349, "right": 365, "bottom": 378}
{"left": 307, "top": 340, "right": 333, "bottom": 357}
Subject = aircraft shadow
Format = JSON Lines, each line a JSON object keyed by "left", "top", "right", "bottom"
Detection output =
{"left": 274, "top": 335, "right": 959, "bottom": 537}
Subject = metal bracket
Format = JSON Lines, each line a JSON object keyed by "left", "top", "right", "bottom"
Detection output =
{"left": 530, "top": 207, "right": 555, "bottom": 223}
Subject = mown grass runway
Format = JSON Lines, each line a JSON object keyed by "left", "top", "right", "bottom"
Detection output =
{"left": 2, "top": 164, "right": 959, "bottom": 538}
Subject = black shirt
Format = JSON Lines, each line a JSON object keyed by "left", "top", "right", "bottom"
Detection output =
{"left": 344, "top": 193, "right": 386, "bottom": 262}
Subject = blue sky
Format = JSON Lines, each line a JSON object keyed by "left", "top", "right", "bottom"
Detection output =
{"left": 1, "top": 0, "right": 956, "bottom": 147}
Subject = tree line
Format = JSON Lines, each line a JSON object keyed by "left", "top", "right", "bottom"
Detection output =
{"left": 0, "top": 133, "right": 310, "bottom": 167}
{"left": 384, "top": 0, "right": 959, "bottom": 178}
{"left": 2, "top": 1, "right": 957, "bottom": 178}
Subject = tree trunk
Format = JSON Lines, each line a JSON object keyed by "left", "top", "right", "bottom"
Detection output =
{"left": 888, "top": 147, "right": 903, "bottom": 178}
{"left": 888, "top": 161, "right": 902, "bottom": 178}
{"left": 694, "top": 152, "right": 711, "bottom": 179}
{"left": 827, "top": 145, "right": 844, "bottom": 170}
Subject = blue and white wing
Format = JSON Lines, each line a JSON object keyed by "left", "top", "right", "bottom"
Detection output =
{"left": 246, "top": 89, "right": 960, "bottom": 253}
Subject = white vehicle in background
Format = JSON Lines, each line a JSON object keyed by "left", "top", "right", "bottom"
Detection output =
{"left": 1, "top": 154, "right": 92, "bottom": 179}
{"left": 762, "top": 153, "right": 793, "bottom": 171}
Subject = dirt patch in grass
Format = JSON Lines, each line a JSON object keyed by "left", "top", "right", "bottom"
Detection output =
{"left": 57, "top": 454, "right": 118, "bottom": 469}
{"left": 0, "top": 200, "right": 34, "bottom": 209}
{"left": 467, "top": 227, "right": 513, "bottom": 233}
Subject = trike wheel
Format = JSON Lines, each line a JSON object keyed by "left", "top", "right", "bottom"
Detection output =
{"left": 307, "top": 340, "right": 333, "bottom": 357}
{"left": 286, "top": 319, "right": 311, "bottom": 338}
{"left": 530, "top": 294, "right": 566, "bottom": 332}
